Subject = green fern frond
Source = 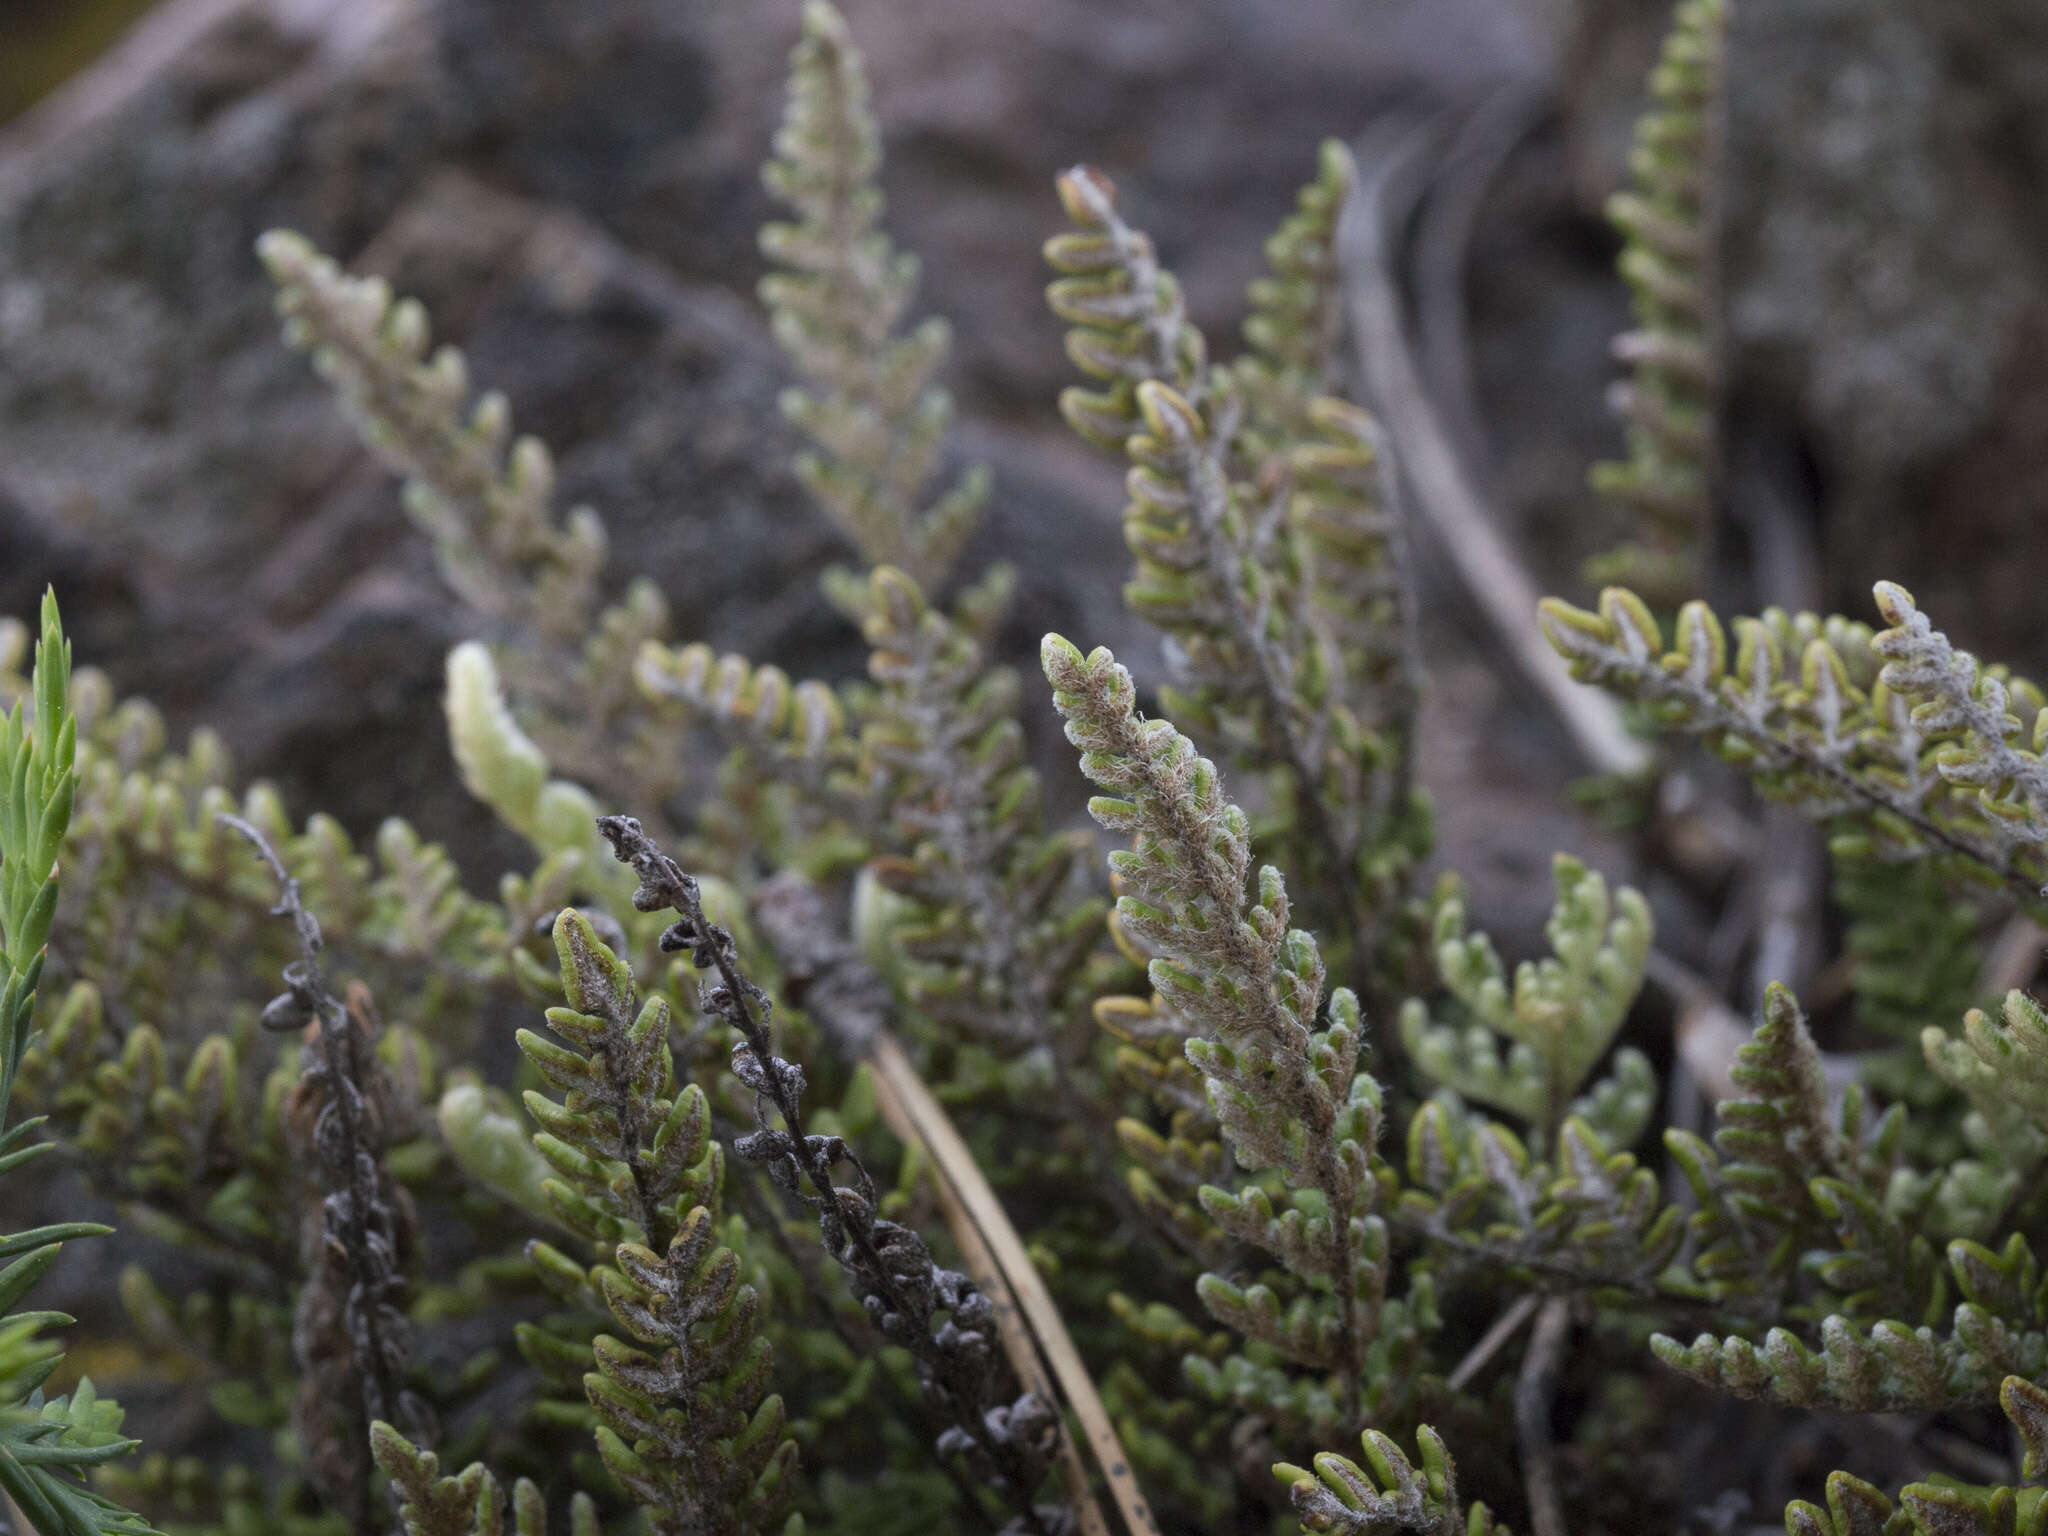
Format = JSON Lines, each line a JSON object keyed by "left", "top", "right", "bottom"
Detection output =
{"left": 257, "top": 232, "right": 612, "bottom": 644}
{"left": 517, "top": 908, "right": 798, "bottom": 1535}
{"left": 1586, "top": 0, "right": 1728, "bottom": 609}
{"left": 370, "top": 1421, "right": 600, "bottom": 1536}
{"left": 1782, "top": 1375, "right": 2048, "bottom": 1534}
{"left": 856, "top": 565, "right": 1102, "bottom": 1058}
{"left": 1539, "top": 585, "right": 2048, "bottom": 906}
{"left": 1273, "top": 1424, "right": 1507, "bottom": 1536}
{"left": 759, "top": 0, "right": 986, "bottom": 589}
{"left": 1043, "top": 633, "right": 1411, "bottom": 1429}
{"left": 1237, "top": 140, "right": 1356, "bottom": 466}
{"left": 1401, "top": 854, "right": 1652, "bottom": 1138}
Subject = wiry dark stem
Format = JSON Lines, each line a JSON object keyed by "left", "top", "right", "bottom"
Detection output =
{"left": 222, "top": 813, "right": 418, "bottom": 1536}
{"left": 595, "top": 815, "right": 1057, "bottom": 1535}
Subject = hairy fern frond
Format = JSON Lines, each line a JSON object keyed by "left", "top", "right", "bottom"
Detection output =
{"left": 1586, "top": 0, "right": 1729, "bottom": 609}
{"left": 370, "top": 1422, "right": 600, "bottom": 1536}
{"left": 1044, "top": 634, "right": 1417, "bottom": 1432}
{"left": 1043, "top": 165, "right": 1206, "bottom": 449}
{"left": 1273, "top": 1425, "right": 1506, "bottom": 1536}
{"left": 1539, "top": 585, "right": 2048, "bottom": 906}
{"left": 1045, "top": 164, "right": 1423, "bottom": 969}
{"left": 259, "top": 232, "right": 688, "bottom": 833}
{"left": 1401, "top": 855, "right": 1652, "bottom": 1141}
{"left": 759, "top": 1, "right": 986, "bottom": 589}
{"left": 1660, "top": 983, "right": 1945, "bottom": 1321}
{"left": 855, "top": 566, "right": 1102, "bottom": 1057}
{"left": 1923, "top": 990, "right": 2048, "bottom": 1152}
{"left": 1237, "top": 140, "right": 1356, "bottom": 467}
{"left": 257, "top": 232, "right": 611, "bottom": 645}
{"left": 517, "top": 905, "right": 797, "bottom": 1535}
{"left": 1779, "top": 1379, "right": 2048, "bottom": 1533}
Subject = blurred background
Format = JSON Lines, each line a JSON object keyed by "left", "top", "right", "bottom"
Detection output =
{"left": 2, "top": 0, "right": 2046, "bottom": 1080}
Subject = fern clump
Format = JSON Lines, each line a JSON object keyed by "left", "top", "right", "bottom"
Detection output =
{"left": 11, "top": 2, "right": 2048, "bottom": 1533}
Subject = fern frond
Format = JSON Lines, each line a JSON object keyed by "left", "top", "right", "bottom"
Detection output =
{"left": 1663, "top": 983, "right": 1933, "bottom": 1316}
{"left": 759, "top": 0, "right": 986, "bottom": 588}
{"left": 595, "top": 815, "right": 1063, "bottom": 1523}
{"left": 1539, "top": 585, "right": 2048, "bottom": 906}
{"left": 1046, "top": 165, "right": 1423, "bottom": 967}
{"left": 1043, "top": 165, "right": 1206, "bottom": 449}
{"left": 518, "top": 907, "right": 797, "bottom": 1535}
{"left": 259, "top": 232, "right": 684, "bottom": 831}
{"left": 1586, "top": 0, "right": 1728, "bottom": 609}
{"left": 1273, "top": 1424, "right": 1506, "bottom": 1536}
{"left": 1923, "top": 990, "right": 2048, "bottom": 1146}
{"left": 856, "top": 565, "right": 1102, "bottom": 1057}
{"left": 370, "top": 1421, "right": 599, "bottom": 1536}
{"left": 1043, "top": 634, "right": 1409, "bottom": 1428}
{"left": 1237, "top": 140, "right": 1356, "bottom": 466}
{"left": 1401, "top": 855, "right": 1652, "bottom": 1138}
{"left": 257, "top": 232, "right": 611, "bottom": 645}
{"left": 1779, "top": 1376, "right": 2048, "bottom": 1535}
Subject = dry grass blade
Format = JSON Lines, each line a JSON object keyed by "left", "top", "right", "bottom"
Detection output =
{"left": 868, "top": 1033, "right": 1160, "bottom": 1536}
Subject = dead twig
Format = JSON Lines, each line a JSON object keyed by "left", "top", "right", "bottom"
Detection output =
{"left": 1446, "top": 1292, "right": 1540, "bottom": 1394}
{"left": 751, "top": 873, "right": 1157, "bottom": 1536}
{"left": 1340, "top": 111, "right": 1650, "bottom": 779}
{"left": 1515, "top": 1296, "right": 1571, "bottom": 1536}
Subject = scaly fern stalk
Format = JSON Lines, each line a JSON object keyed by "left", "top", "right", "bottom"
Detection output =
{"left": 515, "top": 904, "right": 797, "bottom": 1536}
{"left": 223, "top": 816, "right": 425, "bottom": 1535}
{"left": 0, "top": 591, "right": 154, "bottom": 1536}
{"left": 1042, "top": 635, "right": 1404, "bottom": 1434}
{"left": 594, "top": 815, "right": 1063, "bottom": 1531}
{"left": 759, "top": 0, "right": 987, "bottom": 590}
{"left": 1539, "top": 584, "right": 2048, "bottom": 906}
